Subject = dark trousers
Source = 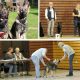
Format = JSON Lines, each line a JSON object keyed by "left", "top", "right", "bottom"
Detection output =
{"left": 17, "top": 62, "right": 28, "bottom": 73}
{"left": 74, "top": 20, "right": 80, "bottom": 36}
{"left": 78, "top": 27, "right": 80, "bottom": 36}
{"left": 17, "top": 62, "right": 23, "bottom": 72}
{"left": 74, "top": 27, "right": 80, "bottom": 36}
{"left": 74, "top": 20, "right": 78, "bottom": 35}
{"left": 69, "top": 54, "right": 74, "bottom": 75}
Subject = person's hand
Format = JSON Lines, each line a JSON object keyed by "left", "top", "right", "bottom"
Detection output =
{"left": 58, "top": 59, "right": 61, "bottom": 63}
{"left": 26, "top": 58, "right": 31, "bottom": 61}
{"left": 78, "top": 15, "right": 80, "bottom": 17}
{"left": 47, "top": 19, "right": 49, "bottom": 22}
{"left": 44, "top": 64, "right": 47, "bottom": 71}
{"left": 44, "top": 64, "right": 47, "bottom": 67}
{"left": 1, "top": 19, "right": 3, "bottom": 21}
{"left": 54, "top": 20, "right": 57, "bottom": 23}
{"left": 48, "top": 58, "right": 51, "bottom": 61}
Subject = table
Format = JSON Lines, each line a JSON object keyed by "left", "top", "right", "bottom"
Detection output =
{"left": 0, "top": 58, "right": 30, "bottom": 78}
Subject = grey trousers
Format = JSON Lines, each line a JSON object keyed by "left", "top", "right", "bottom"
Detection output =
{"left": 31, "top": 56, "right": 40, "bottom": 78}
{"left": 48, "top": 19, "right": 54, "bottom": 36}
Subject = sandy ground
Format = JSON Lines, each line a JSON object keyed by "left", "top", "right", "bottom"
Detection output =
{"left": 0, "top": 70, "right": 80, "bottom": 80}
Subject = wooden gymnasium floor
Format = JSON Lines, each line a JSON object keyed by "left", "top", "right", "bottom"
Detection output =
{"left": 40, "top": 35, "right": 80, "bottom": 39}
{"left": 0, "top": 70, "right": 80, "bottom": 80}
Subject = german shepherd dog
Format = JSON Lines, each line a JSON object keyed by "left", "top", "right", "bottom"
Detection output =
{"left": 0, "top": 8, "right": 12, "bottom": 39}
{"left": 43, "top": 59, "right": 60, "bottom": 77}
{"left": 11, "top": 7, "right": 27, "bottom": 39}
{"left": 57, "top": 22, "right": 62, "bottom": 37}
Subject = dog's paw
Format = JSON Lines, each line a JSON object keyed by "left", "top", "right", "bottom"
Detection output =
{"left": 43, "top": 76, "right": 47, "bottom": 78}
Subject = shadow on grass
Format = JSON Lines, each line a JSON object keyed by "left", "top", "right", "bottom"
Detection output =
{"left": 30, "top": 7, "right": 38, "bottom": 15}
{"left": 31, "top": 6, "right": 38, "bottom": 8}
{"left": 30, "top": 12, "right": 38, "bottom": 15}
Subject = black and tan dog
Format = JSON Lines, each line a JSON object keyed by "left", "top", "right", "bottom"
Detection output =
{"left": 57, "top": 22, "right": 62, "bottom": 37}
{"left": 43, "top": 59, "right": 60, "bottom": 77}
{"left": 11, "top": 7, "right": 27, "bottom": 39}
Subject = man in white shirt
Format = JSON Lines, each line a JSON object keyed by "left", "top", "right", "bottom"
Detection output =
{"left": 58, "top": 42, "right": 75, "bottom": 76}
{"left": 14, "top": 47, "right": 26, "bottom": 75}
{"left": 45, "top": 2, "right": 56, "bottom": 37}
{"left": 31, "top": 48, "right": 50, "bottom": 78}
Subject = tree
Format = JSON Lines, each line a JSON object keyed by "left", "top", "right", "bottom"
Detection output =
{"left": 1, "top": 0, "right": 6, "bottom": 6}
{"left": 29, "top": 0, "right": 38, "bottom": 7}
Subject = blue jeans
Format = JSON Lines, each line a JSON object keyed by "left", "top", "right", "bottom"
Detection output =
{"left": 5, "top": 64, "right": 17, "bottom": 75}
{"left": 69, "top": 54, "right": 74, "bottom": 75}
{"left": 31, "top": 56, "right": 40, "bottom": 78}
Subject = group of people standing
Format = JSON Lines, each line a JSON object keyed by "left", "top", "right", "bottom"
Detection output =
{"left": 45, "top": 2, "right": 80, "bottom": 37}
{"left": 30, "top": 42, "right": 75, "bottom": 78}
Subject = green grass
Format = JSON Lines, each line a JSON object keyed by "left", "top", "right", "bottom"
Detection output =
{"left": 8, "top": 7, "right": 38, "bottom": 39}
{"left": 8, "top": 12, "right": 17, "bottom": 29}
{"left": 27, "top": 7, "right": 38, "bottom": 39}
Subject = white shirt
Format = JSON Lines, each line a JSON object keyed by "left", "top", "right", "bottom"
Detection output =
{"left": 45, "top": 8, "right": 56, "bottom": 19}
{"left": 14, "top": 52, "right": 25, "bottom": 60}
{"left": 31, "top": 48, "right": 47, "bottom": 60}
{"left": 62, "top": 45, "right": 75, "bottom": 58}
{"left": 78, "top": 10, "right": 80, "bottom": 15}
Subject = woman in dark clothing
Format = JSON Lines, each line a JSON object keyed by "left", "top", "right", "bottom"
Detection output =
{"left": 73, "top": 4, "right": 80, "bottom": 36}
{"left": 4, "top": 47, "right": 17, "bottom": 76}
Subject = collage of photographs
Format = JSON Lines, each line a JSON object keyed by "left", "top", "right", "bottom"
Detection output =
{"left": 0, "top": 0, "right": 80, "bottom": 80}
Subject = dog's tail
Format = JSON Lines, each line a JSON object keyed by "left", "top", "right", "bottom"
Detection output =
{"left": 10, "top": 21, "right": 17, "bottom": 38}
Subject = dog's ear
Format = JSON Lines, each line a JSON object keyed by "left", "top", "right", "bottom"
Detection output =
{"left": 54, "top": 59, "right": 60, "bottom": 64}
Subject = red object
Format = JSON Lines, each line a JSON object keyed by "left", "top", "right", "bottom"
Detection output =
{"left": 0, "top": 32, "right": 5, "bottom": 37}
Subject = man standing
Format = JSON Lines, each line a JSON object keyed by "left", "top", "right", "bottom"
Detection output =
{"left": 58, "top": 42, "right": 75, "bottom": 76}
{"left": 45, "top": 2, "right": 56, "bottom": 37}
{"left": 31, "top": 48, "right": 50, "bottom": 78}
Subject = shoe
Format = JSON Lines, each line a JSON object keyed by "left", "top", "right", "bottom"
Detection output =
{"left": 51, "top": 36, "right": 53, "bottom": 37}
{"left": 36, "top": 76, "right": 41, "bottom": 78}
{"left": 26, "top": 74, "right": 32, "bottom": 76}
{"left": 66, "top": 74, "right": 73, "bottom": 76}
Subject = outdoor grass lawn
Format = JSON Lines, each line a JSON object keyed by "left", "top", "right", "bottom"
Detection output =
{"left": 8, "top": 7, "right": 38, "bottom": 39}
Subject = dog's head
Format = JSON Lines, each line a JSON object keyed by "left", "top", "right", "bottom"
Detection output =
{"left": 44, "top": 59, "right": 59, "bottom": 75}
{"left": 52, "top": 59, "right": 60, "bottom": 65}
{"left": 19, "top": 7, "right": 26, "bottom": 19}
